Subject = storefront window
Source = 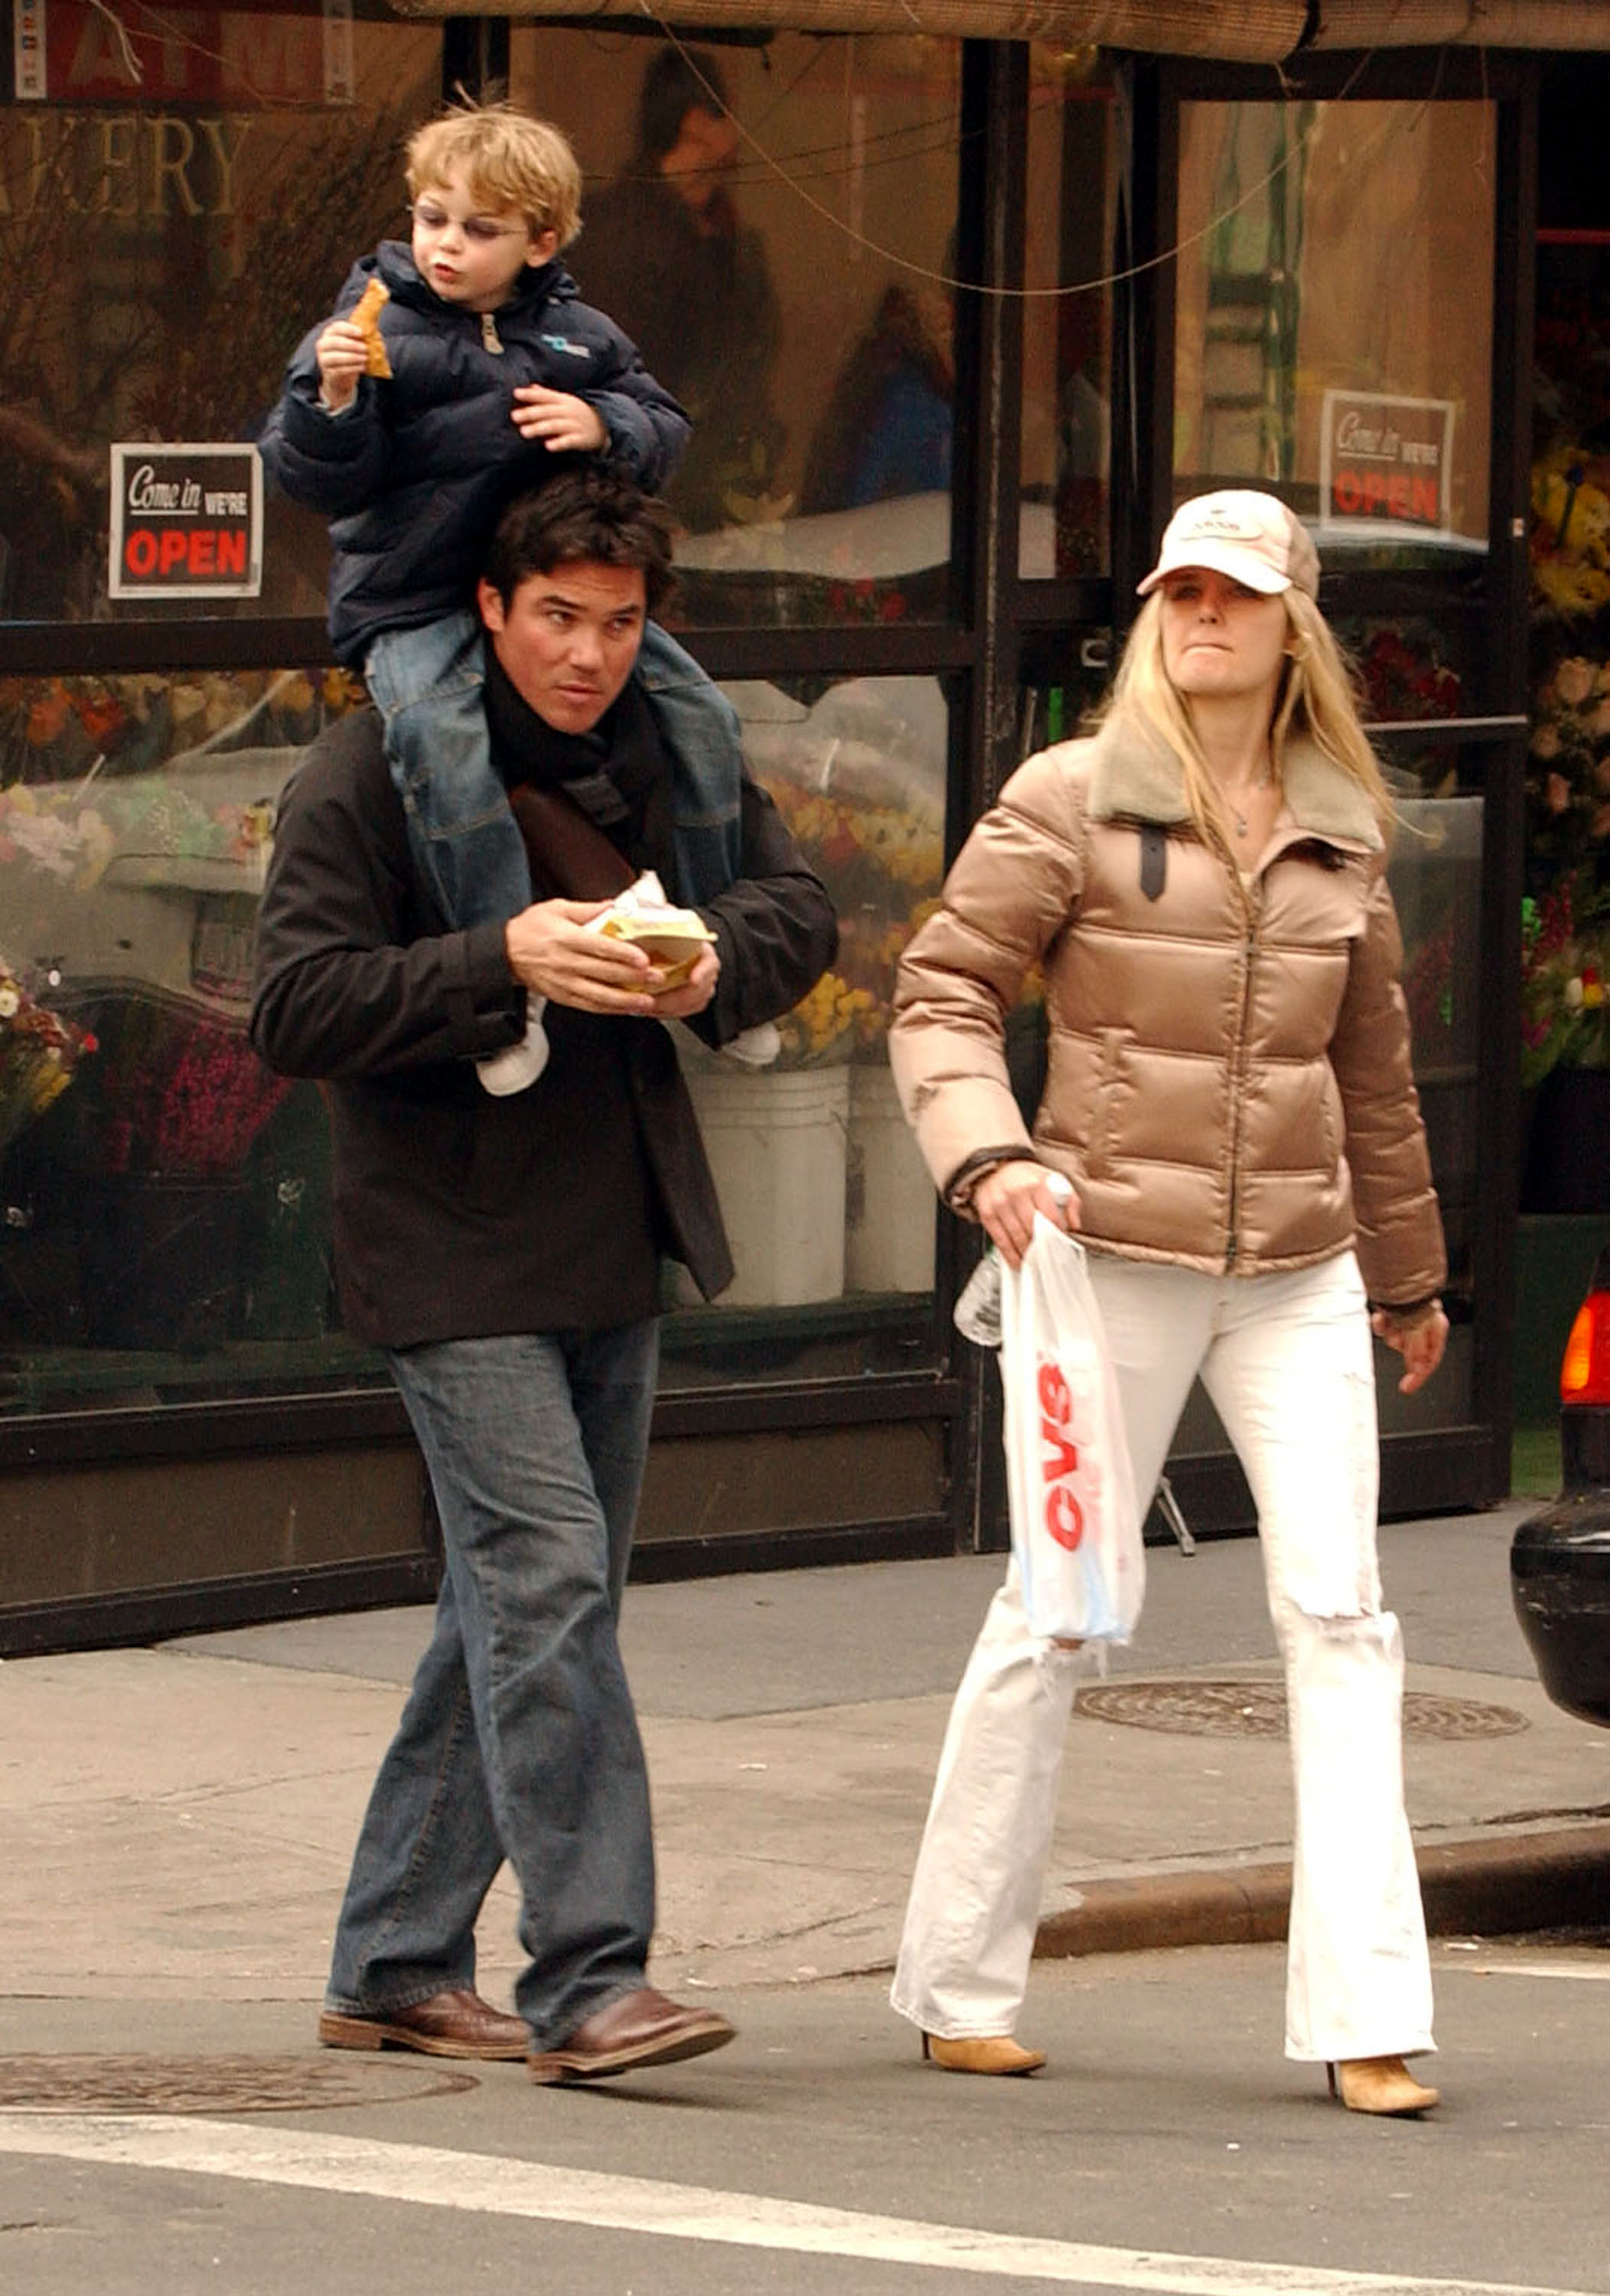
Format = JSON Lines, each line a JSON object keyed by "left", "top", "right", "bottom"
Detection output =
{"left": 663, "top": 672, "right": 949, "bottom": 1378}
{"left": 1524, "top": 236, "right": 1610, "bottom": 1193}
{"left": 0, "top": 664, "right": 381, "bottom": 1412}
{"left": 1328, "top": 606, "right": 1484, "bottom": 1348}
{"left": 1, "top": 8, "right": 444, "bottom": 625}
{"left": 0, "top": 663, "right": 950, "bottom": 1414}
{"left": 1174, "top": 99, "right": 1494, "bottom": 564}
{"left": 510, "top": 28, "right": 962, "bottom": 628}
{"left": 1020, "top": 48, "right": 1116, "bottom": 578}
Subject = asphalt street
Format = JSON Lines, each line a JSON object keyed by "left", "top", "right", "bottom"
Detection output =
{"left": 2, "top": 1937, "right": 1608, "bottom": 2296}
{"left": 2, "top": 1504, "right": 1608, "bottom": 2292}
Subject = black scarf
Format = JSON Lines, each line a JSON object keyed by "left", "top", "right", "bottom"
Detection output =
{"left": 483, "top": 646, "right": 663, "bottom": 848}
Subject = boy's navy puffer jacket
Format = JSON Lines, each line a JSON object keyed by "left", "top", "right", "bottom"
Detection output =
{"left": 259, "top": 243, "right": 690, "bottom": 665}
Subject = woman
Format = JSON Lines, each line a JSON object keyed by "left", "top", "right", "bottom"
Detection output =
{"left": 888, "top": 490, "right": 1449, "bottom": 2116}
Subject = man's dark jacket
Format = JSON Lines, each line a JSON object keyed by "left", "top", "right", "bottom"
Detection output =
{"left": 249, "top": 694, "right": 836, "bottom": 1346}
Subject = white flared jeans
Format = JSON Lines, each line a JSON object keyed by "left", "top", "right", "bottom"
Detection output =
{"left": 891, "top": 1249, "right": 1434, "bottom": 2064}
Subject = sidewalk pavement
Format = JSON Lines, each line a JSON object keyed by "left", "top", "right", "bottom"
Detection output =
{"left": 2, "top": 1499, "right": 1605, "bottom": 2015}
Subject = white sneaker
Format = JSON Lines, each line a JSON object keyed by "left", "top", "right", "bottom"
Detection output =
{"left": 722, "top": 1022, "right": 781, "bottom": 1068}
{"left": 477, "top": 993, "right": 549, "bottom": 1095}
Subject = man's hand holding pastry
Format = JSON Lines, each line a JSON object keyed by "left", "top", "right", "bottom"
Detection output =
{"left": 504, "top": 899, "right": 719, "bottom": 1018}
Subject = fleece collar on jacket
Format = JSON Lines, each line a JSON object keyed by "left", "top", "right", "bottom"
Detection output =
{"left": 1084, "top": 713, "right": 1383, "bottom": 852}
{"left": 372, "top": 240, "right": 576, "bottom": 318}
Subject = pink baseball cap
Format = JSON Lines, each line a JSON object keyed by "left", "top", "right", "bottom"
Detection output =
{"left": 1138, "top": 490, "right": 1320, "bottom": 600}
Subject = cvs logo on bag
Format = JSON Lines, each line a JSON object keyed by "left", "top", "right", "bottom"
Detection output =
{"left": 1036, "top": 1355, "right": 1089, "bottom": 1551}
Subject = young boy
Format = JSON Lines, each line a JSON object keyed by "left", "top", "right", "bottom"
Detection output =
{"left": 262, "top": 102, "right": 772, "bottom": 1090}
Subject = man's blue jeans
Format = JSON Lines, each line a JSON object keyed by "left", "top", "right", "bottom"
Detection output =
{"left": 324, "top": 1319, "right": 660, "bottom": 2049}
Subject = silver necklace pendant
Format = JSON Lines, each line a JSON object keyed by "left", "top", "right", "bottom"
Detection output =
{"left": 1233, "top": 807, "right": 1250, "bottom": 837}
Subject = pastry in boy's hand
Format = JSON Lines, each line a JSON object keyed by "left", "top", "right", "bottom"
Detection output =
{"left": 350, "top": 278, "right": 392, "bottom": 379}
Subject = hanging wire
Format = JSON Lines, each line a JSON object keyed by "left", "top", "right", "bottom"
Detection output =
{"left": 47, "top": 0, "right": 1444, "bottom": 315}
{"left": 627, "top": 2, "right": 1397, "bottom": 302}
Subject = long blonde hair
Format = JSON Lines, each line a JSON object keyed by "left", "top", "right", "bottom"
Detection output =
{"left": 1096, "top": 588, "right": 1395, "bottom": 847}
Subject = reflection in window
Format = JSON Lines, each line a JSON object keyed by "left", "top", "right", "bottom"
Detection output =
{"left": 1175, "top": 100, "right": 1494, "bottom": 560}
{"left": 0, "top": 667, "right": 382, "bottom": 1414}
{"left": 513, "top": 28, "right": 961, "bottom": 628}
{"left": 1021, "top": 50, "right": 1117, "bottom": 578}
{"left": 1333, "top": 615, "right": 1469, "bottom": 730}
{"left": 1314, "top": 622, "right": 1485, "bottom": 1302}
{"left": 0, "top": 666, "right": 953, "bottom": 1413}
{"left": 0, "top": 20, "right": 444, "bottom": 625}
{"left": 1383, "top": 759, "right": 1484, "bottom": 1379}
{"left": 669, "top": 675, "right": 948, "bottom": 1335}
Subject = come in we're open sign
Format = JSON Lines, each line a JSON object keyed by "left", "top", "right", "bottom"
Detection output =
{"left": 109, "top": 444, "right": 263, "bottom": 600}
{"left": 1318, "top": 391, "right": 1455, "bottom": 541}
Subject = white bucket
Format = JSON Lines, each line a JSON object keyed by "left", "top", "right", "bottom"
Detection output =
{"left": 684, "top": 1062, "right": 849, "bottom": 1306}
{"left": 845, "top": 1062, "right": 935, "bottom": 1295}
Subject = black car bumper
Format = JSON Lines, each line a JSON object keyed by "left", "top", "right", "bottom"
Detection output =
{"left": 1511, "top": 1455, "right": 1610, "bottom": 1729}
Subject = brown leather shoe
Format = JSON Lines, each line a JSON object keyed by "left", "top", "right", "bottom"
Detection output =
{"left": 318, "top": 1988, "right": 530, "bottom": 2061}
{"left": 527, "top": 1986, "right": 736, "bottom": 2084}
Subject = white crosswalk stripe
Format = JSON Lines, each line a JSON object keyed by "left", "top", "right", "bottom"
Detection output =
{"left": 0, "top": 2112, "right": 1604, "bottom": 2296}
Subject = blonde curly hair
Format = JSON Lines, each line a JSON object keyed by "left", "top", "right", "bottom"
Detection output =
{"left": 406, "top": 100, "right": 582, "bottom": 250}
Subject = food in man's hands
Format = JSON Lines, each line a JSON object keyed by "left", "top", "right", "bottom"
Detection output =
{"left": 350, "top": 278, "right": 392, "bottom": 379}
{"left": 595, "top": 875, "right": 716, "bottom": 990}
{"left": 599, "top": 909, "right": 715, "bottom": 990}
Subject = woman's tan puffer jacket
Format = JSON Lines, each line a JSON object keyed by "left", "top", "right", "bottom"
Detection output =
{"left": 890, "top": 714, "right": 1446, "bottom": 1309}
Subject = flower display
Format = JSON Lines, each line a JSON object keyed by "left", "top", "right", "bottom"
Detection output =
{"left": 1526, "top": 648, "right": 1610, "bottom": 895}
{"left": 774, "top": 970, "right": 878, "bottom": 1065}
{"left": 0, "top": 953, "right": 97, "bottom": 1155}
{"left": 765, "top": 776, "right": 944, "bottom": 1063}
{"left": 768, "top": 781, "right": 943, "bottom": 900}
{"left": 1351, "top": 622, "right": 1464, "bottom": 725}
{"left": 100, "top": 1009, "right": 291, "bottom": 1181}
{"left": 1520, "top": 883, "right": 1609, "bottom": 1091}
{"left": 1401, "top": 915, "right": 1457, "bottom": 1059}
{"left": 1528, "top": 254, "right": 1610, "bottom": 1092}
{"left": 0, "top": 667, "right": 368, "bottom": 1200}
{"left": 1531, "top": 451, "right": 1610, "bottom": 620}
{"left": 0, "top": 665, "right": 367, "bottom": 790}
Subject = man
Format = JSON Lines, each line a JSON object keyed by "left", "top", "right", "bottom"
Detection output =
{"left": 250, "top": 469, "right": 836, "bottom": 2082}
{"left": 576, "top": 46, "right": 785, "bottom": 532}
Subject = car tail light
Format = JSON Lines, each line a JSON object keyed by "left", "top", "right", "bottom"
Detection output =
{"left": 1561, "top": 1280, "right": 1610, "bottom": 1407}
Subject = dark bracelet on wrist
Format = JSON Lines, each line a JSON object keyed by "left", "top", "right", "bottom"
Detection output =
{"left": 944, "top": 1146, "right": 1038, "bottom": 1212}
{"left": 1370, "top": 1293, "right": 1444, "bottom": 1326}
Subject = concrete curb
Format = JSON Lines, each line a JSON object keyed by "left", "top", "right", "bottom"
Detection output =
{"left": 1032, "top": 1821, "right": 1610, "bottom": 1960}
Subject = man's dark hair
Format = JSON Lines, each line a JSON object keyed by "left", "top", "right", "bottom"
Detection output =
{"left": 637, "top": 45, "right": 728, "bottom": 162}
{"left": 484, "top": 468, "right": 676, "bottom": 614}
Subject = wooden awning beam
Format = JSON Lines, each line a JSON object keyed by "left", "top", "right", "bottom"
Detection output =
{"left": 387, "top": 0, "right": 1610, "bottom": 62}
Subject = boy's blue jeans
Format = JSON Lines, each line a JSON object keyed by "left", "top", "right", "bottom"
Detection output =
{"left": 366, "top": 615, "right": 524, "bottom": 932}
{"left": 323, "top": 1319, "right": 660, "bottom": 2049}
{"left": 365, "top": 612, "right": 745, "bottom": 932}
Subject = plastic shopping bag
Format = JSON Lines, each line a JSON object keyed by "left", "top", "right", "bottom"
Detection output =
{"left": 996, "top": 1215, "right": 1144, "bottom": 1643}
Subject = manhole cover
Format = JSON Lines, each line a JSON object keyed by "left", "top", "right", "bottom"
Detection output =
{"left": 0, "top": 2055, "right": 479, "bottom": 2115}
{"left": 1074, "top": 1681, "right": 1529, "bottom": 1740}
